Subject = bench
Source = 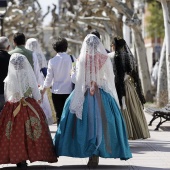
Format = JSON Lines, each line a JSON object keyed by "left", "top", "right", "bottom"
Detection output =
{"left": 145, "top": 104, "right": 170, "bottom": 130}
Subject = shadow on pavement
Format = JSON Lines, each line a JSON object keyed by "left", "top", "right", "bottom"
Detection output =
{"left": 0, "top": 165, "right": 168, "bottom": 170}
{"left": 129, "top": 140, "right": 170, "bottom": 154}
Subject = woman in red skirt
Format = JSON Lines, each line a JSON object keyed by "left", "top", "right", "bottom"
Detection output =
{"left": 0, "top": 53, "right": 57, "bottom": 168}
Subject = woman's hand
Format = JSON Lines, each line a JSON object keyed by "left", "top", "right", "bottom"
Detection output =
{"left": 121, "top": 96, "right": 127, "bottom": 110}
{"left": 90, "top": 81, "right": 96, "bottom": 96}
{"left": 39, "top": 87, "right": 47, "bottom": 101}
{"left": 37, "top": 99, "right": 42, "bottom": 104}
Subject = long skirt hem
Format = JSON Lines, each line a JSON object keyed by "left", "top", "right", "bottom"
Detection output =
{"left": 0, "top": 97, "right": 57, "bottom": 164}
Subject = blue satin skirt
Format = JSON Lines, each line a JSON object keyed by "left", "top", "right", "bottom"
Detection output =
{"left": 54, "top": 88, "right": 132, "bottom": 160}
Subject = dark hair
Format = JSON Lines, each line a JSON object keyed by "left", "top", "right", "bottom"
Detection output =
{"left": 13, "top": 32, "right": 26, "bottom": 45}
{"left": 112, "top": 37, "right": 126, "bottom": 51}
{"left": 52, "top": 37, "right": 68, "bottom": 53}
{"left": 90, "top": 30, "right": 100, "bottom": 39}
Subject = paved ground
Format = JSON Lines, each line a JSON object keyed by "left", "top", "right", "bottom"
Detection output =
{"left": 1, "top": 104, "right": 170, "bottom": 170}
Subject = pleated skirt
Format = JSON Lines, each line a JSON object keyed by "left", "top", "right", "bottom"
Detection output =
{"left": 0, "top": 97, "right": 57, "bottom": 164}
{"left": 54, "top": 88, "right": 132, "bottom": 160}
{"left": 121, "top": 78, "right": 150, "bottom": 140}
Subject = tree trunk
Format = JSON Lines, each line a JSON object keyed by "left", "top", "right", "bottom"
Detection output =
{"left": 160, "top": 0, "right": 170, "bottom": 102}
{"left": 156, "top": 38, "right": 168, "bottom": 106}
{"left": 132, "top": 27, "right": 152, "bottom": 100}
{"left": 116, "top": 13, "right": 123, "bottom": 37}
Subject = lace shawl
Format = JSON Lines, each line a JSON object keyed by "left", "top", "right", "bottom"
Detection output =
{"left": 69, "top": 34, "right": 120, "bottom": 119}
{"left": 114, "top": 44, "right": 146, "bottom": 106}
{"left": 25, "top": 38, "right": 47, "bottom": 69}
{"left": 4, "top": 53, "right": 41, "bottom": 102}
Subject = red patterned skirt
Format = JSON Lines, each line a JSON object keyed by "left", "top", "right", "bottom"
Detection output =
{"left": 0, "top": 97, "right": 57, "bottom": 164}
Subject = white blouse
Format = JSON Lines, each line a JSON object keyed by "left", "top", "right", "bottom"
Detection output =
{"left": 108, "top": 52, "right": 115, "bottom": 64}
{"left": 43, "top": 52, "right": 73, "bottom": 94}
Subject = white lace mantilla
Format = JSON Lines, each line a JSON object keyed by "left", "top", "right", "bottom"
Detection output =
{"left": 4, "top": 53, "right": 41, "bottom": 102}
{"left": 25, "top": 38, "right": 47, "bottom": 69}
{"left": 69, "top": 34, "right": 120, "bottom": 119}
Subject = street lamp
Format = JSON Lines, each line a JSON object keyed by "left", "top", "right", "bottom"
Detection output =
{"left": 0, "top": 0, "right": 8, "bottom": 36}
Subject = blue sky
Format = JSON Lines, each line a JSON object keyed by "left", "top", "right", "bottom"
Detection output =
{"left": 39, "top": 0, "right": 59, "bottom": 26}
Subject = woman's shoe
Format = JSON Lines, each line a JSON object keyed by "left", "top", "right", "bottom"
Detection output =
{"left": 87, "top": 155, "right": 99, "bottom": 168}
{"left": 16, "top": 161, "right": 27, "bottom": 168}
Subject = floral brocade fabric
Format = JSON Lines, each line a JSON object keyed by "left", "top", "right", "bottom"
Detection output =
{"left": 0, "top": 97, "right": 57, "bottom": 164}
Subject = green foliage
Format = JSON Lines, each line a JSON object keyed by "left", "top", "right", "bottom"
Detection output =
{"left": 145, "top": 1, "right": 164, "bottom": 38}
{"left": 145, "top": 0, "right": 161, "bottom": 7}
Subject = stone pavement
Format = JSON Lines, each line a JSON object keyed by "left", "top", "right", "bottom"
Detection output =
{"left": 1, "top": 107, "right": 170, "bottom": 170}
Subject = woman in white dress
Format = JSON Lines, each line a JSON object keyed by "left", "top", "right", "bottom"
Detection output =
{"left": 25, "top": 38, "right": 53, "bottom": 125}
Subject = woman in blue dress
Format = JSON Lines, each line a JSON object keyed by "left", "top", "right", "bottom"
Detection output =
{"left": 53, "top": 34, "right": 132, "bottom": 167}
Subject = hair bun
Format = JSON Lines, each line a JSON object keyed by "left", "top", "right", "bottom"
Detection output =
{"left": 114, "top": 37, "right": 126, "bottom": 50}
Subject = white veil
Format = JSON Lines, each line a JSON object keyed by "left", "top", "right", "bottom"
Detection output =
{"left": 4, "top": 53, "right": 41, "bottom": 102}
{"left": 70, "top": 34, "right": 120, "bottom": 119}
{"left": 25, "top": 38, "right": 53, "bottom": 125}
{"left": 25, "top": 38, "right": 47, "bottom": 69}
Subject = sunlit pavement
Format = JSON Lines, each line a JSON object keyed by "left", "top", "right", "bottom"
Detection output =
{"left": 1, "top": 106, "right": 170, "bottom": 170}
